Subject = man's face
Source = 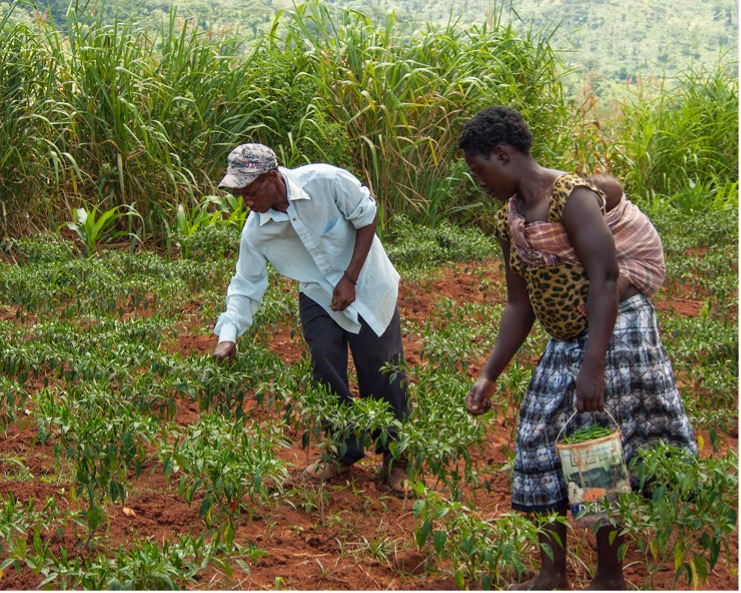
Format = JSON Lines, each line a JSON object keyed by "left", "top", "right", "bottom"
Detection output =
{"left": 231, "top": 172, "right": 277, "bottom": 213}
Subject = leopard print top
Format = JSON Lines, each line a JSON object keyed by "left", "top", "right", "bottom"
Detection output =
{"left": 494, "top": 174, "right": 606, "bottom": 341}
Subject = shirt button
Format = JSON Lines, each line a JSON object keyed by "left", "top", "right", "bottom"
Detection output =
{"left": 292, "top": 217, "right": 296, "bottom": 221}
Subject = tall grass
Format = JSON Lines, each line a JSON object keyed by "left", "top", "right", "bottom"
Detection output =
{"left": 1, "top": 0, "right": 570, "bottom": 236}
{"left": 605, "top": 60, "right": 738, "bottom": 212}
{"left": 0, "top": 2, "right": 259, "bottom": 235}
{"left": 0, "top": 4, "right": 60, "bottom": 234}
{"left": 0, "top": 0, "right": 737, "bottom": 239}
{"left": 274, "top": 1, "right": 570, "bottom": 225}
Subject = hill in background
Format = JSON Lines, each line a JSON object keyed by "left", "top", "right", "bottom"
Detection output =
{"left": 344, "top": 0, "right": 738, "bottom": 96}
{"left": 11, "top": 0, "right": 739, "bottom": 95}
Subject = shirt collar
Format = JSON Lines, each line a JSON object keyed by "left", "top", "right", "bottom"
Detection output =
{"left": 257, "top": 168, "right": 310, "bottom": 226}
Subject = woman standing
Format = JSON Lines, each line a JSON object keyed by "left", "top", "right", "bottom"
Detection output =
{"left": 458, "top": 106, "right": 696, "bottom": 590}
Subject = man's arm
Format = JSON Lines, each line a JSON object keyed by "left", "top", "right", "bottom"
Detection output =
{"left": 213, "top": 230, "right": 269, "bottom": 363}
{"left": 331, "top": 213, "right": 377, "bottom": 311}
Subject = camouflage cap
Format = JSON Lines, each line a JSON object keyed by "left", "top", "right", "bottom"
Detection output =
{"left": 218, "top": 143, "right": 279, "bottom": 189}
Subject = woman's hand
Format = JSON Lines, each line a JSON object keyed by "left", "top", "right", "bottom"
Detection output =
{"left": 466, "top": 376, "right": 496, "bottom": 416}
{"left": 575, "top": 363, "right": 605, "bottom": 412}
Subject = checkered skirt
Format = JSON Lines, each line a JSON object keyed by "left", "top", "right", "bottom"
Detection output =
{"left": 511, "top": 294, "right": 697, "bottom": 513}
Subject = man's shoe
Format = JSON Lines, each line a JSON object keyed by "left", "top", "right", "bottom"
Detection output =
{"left": 382, "top": 453, "right": 413, "bottom": 498}
{"left": 302, "top": 458, "right": 351, "bottom": 482}
{"left": 386, "top": 464, "right": 413, "bottom": 498}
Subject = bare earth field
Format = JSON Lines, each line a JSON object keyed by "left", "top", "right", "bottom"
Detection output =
{"left": 1, "top": 256, "right": 738, "bottom": 591}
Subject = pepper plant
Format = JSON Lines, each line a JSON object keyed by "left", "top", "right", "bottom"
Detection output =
{"left": 412, "top": 484, "right": 557, "bottom": 589}
{"left": 34, "top": 383, "right": 158, "bottom": 538}
{"left": 612, "top": 442, "right": 738, "bottom": 589}
{"left": 160, "top": 413, "right": 289, "bottom": 547}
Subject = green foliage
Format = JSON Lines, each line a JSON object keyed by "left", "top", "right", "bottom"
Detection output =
{"left": 0, "top": 233, "right": 75, "bottom": 264}
{"left": 0, "top": 4, "right": 54, "bottom": 226}
{"left": 275, "top": 0, "right": 570, "bottom": 223}
{"left": 174, "top": 222, "right": 242, "bottom": 263}
{"left": 173, "top": 194, "right": 246, "bottom": 259}
{"left": 4, "top": 526, "right": 235, "bottom": 590}
{"left": 161, "top": 414, "right": 289, "bottom": 545}
{"left": 0, "top": 0, "right": 573, "bottom": 235}
{"left": 0, "top": 180, "right": 736, "bottom": 589}
{"left": 279, "top": 365, "right": 401, "bottom": 463}
{"left": 0, "top": 495, "right": 66, "bottom": 583}
{"left": 606, "top": 61, "right": 738, "bottom": 212}
{"left": 385, "top": 216, "right": 497, "bottom": 270}
{"left": 65, "top": 536, "right": 209, "bottom": 590}
{"left": 35, "top": 383, "right": 158, "bottom": 536}
{"left": 399, "top": 363, "right": 490, "bottom": 499}
{"left": 559, "top": 423, "right": 614, "bottom": 445}
{"left": 660, "top": 314, "right": 737, "bottom": 447}
{"left": 417, "top": 297, "right": 498, "bottom": 375}
{"left": 0, "top": 254, "right": 150, "bottom": 316}
{"left": 64, "top": 204, "right": 143, "bottom": 257}
{"left": 412, "top": 487, "right": 552, "bottom": 589}
{"left": 0, "top": 2, "right": 257, "bottom": 233}
{"left": 0, "top": 375, "right": 29, "bottom": 435}
{"left": 614, "top": 443, "right": 738, "bottom": 589}
{"left": 649, "top": 205, "right": 739, "bottom": 251}
{"left": 1, "top": 0, "right": 737, "bottom": 236}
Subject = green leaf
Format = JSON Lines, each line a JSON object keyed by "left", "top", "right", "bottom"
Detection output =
{"left": 433, "top": 530, "right": 447, "bottom": 555}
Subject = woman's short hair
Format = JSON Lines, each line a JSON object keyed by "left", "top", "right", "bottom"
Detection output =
{"left": 458, "top": 106, "right": 533, "bottom": 156}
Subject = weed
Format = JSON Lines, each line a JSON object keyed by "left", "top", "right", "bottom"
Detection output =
{"left": 347, "top": 534, "right": 398, "bottom": 566}
{"left": 63, "top": 204, "right": 143, "bottom": 258}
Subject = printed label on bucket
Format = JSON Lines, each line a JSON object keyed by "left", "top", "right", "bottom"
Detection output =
{"left": 558, "top": 432, "right": 631, "bottom": 527}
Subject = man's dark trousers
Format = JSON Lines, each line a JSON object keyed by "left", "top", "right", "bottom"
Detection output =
{"left": 298, "top": 293, "right": 409, "bottom": 464}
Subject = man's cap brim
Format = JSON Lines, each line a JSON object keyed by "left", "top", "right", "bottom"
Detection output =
{"left": 217, "top": 172, "right": 259, "bottom": 190}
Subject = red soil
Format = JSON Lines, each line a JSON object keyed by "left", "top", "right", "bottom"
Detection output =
{"left": 0, "top": 258, "right": 737, "bottom": 591}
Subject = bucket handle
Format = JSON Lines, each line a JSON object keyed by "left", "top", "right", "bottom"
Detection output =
{"left": 555, "top": 407, "right": 621, "bottom": 446}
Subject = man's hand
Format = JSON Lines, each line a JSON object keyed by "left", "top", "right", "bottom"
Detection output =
{"left": 465, "top": 376, "right": 496, "bottom": 416}
{"left": 331, "top": 276, "right": 356, "bottom": 311}
{"left": 213, "top": 341, "right": 237, "bottom": 365}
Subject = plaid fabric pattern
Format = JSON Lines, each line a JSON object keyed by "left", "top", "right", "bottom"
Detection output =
{"left": 511, "top": 293, "right": 697, "bottom": 513}
{"left": 508, "top": 176, "right": 666, "bottom": 297}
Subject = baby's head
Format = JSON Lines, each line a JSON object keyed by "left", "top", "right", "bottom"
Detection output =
{"left": 587, "top": 173, "right": 624, "bottom": 211}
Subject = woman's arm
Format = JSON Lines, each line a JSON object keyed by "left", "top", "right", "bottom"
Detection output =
{"left": 562, "top": 187, "right": 620, "bottom": 412}
{"left": 466, "top": 240, "right": 536, "bottom": 415}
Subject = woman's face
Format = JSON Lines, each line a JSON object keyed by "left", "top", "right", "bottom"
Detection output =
{"left": 464, "top": 150, "right": 516, "bottom": 201}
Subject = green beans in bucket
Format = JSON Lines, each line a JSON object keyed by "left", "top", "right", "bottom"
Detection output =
{"left": 560, "top": 424, "right": 614, "bottom": 445}
{"left": 555, "top": 410, "right": 631, "bottom": 528}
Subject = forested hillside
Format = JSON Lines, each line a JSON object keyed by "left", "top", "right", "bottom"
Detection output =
{"left": 8, "top": 0, "right": 738, "bottom": 92}
{"left": 397, "top": 0, "right": 736, "bottom": 85}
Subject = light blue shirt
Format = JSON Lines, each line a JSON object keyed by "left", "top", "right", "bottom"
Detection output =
{"left": 214, "top": 164, "right": 400, "bottom": 343}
